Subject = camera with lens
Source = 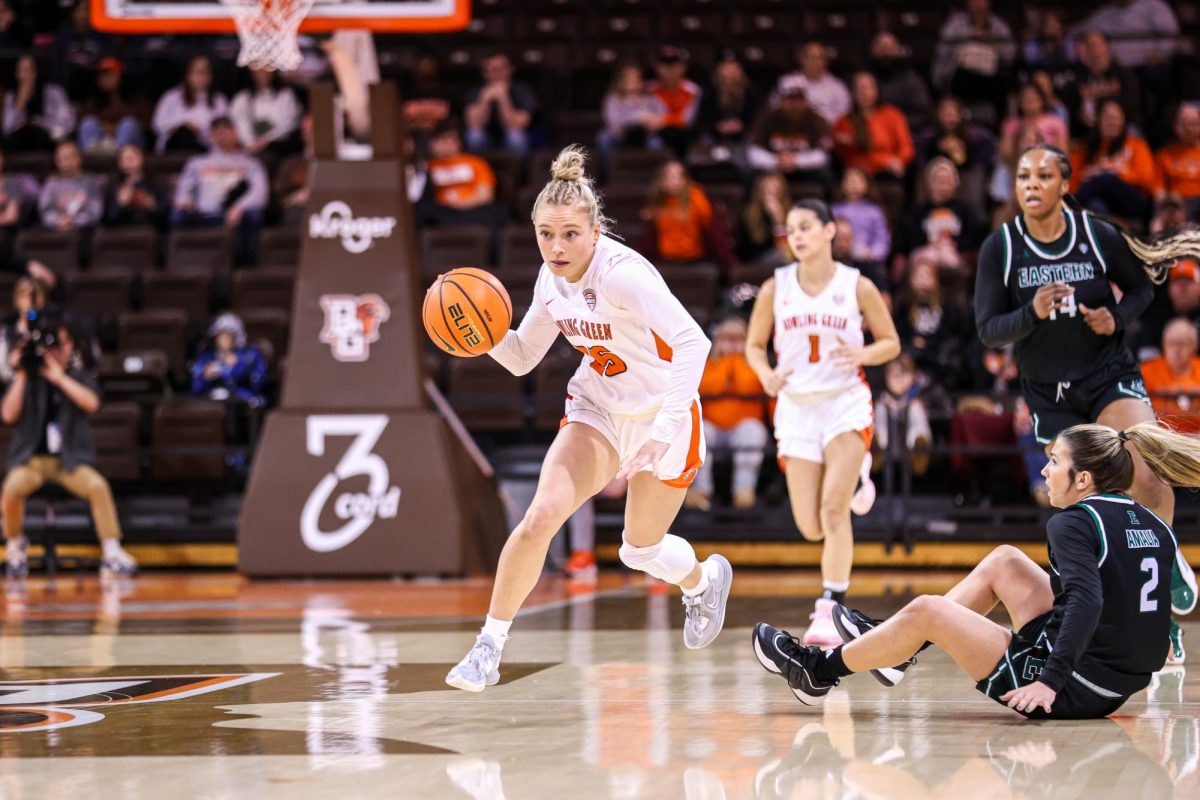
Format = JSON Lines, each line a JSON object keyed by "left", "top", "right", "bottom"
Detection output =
{"left": 19, "top": 310, "right": 58, "bottom": 373}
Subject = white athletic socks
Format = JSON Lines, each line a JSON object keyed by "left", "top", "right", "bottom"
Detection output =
{"left": 482, "top": 615, "right": 512, "bottom": 649}
{"left": 681, "top": 559, "right": 714, "bottom": 597}
{"left": 101, "top": 539, "right": 124, "bottom": 559}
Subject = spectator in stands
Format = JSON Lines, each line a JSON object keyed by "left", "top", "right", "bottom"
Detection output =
{"left": 77, "top": 58, "right": 146, "bottom": 156}
{"left": 1156, "top": 104, "right": 1200, "bottom": 220}
{"left": 772, "top": 42, "right": 850, "bottom": 127}
{"left": 932, "top": 0, "right": 1016, "bottom": 126}
{"left": 1029, "top": 69, "right": 1071, "bottom": 127}
{"left": 869, "top": 31, "right": 934, "bottom": 133}
{"left": 598, "top": 64, "right": 665, "bottom": 159}
{"left": 747, "top": 79, "right": 834, "bottom": 196}
{"left": 735, "top": 171, "right": 791, "bottom": 268}
{"left": 896, "top": 157, "right": 985, "bottom": 278}
{"left": 1071, "top": 98, "right": 1157, "bottom": 221}
{"left": 1022, "top": 11, "right": 1071, "bottom": 76}
{"left": 402, "top": 51, "right": 453, "bottom": 145}
{"left": 2, "top": 55, "right": 74, "bottom": 153}
{"left": 647, "top": 46, "right": 700, "bottom": 159}
{"left": 171, "top": 117, "right": 267, "bottom": 263}
{"left": 696, "top": 51, "right": 761, "bottom": 148}
{"left": 103, "top": 144, "right": 167, "bottom": 229}
{"left": 999, "top": 83, "right": 1069, "bottom": 169}
{"left": 874, "top": 354, "right": 934, "bottom": 478}
{"left": 833, "top": 72, "right": 915, "bottom": 186}
{"left": 639, "top": 160, "right": 732, "bottom": 270}
{"left": 462, "top": 52, "right": 536, "bottom": 156}
{"left": 0, "top": 145, "right": 38, "bottom": 227}
{"left": 1141, "top": 317, "right": 1200, "bottom": 434}
{"left": 39, "top": 140, "right": 103, "bottom": 232}
{"left": 1072, "top": 31, "right": 1140, "bottom": 135}
{"left": 832, "top": 217, "right": 889, "bottom": 299}
{"left": 1168, "top": 259, "right": 1200, "bottom": 324}
{"left": 152, "top": 55, "right": 228, "bottom": 154}
{"left": 895, "top": 250, "right": 970, "bottom": 387}
{"left": 273, "top": 116, "right": 312, "bottom": 227}
{"left": 0, "top": 276, "right": 46, "bottom": 388}
{"left": 421, "top": 120, "right": 507, "bottom": 234}
{"left": 832, "top": 167, "right": 890, "bottom": 264}
{"left": 688, "top": 316, "right": 768, "bottom": 511}
{"left": 1070, "top": 0, "right": 1180, "bottom": 69}
{"left": 0, "top": 0, "right": 30, "bottom": 48}
{"left": 229, "top": 67, "right": 302, "bottom": 159}
{"left": 916, "top": 95, "right": 995, "bottom": 177}
{"left": 1, "top": 317, "right": 137, "bottom": 577}
{"left": 190, "top": 312, "right": 267, "bottom": 409}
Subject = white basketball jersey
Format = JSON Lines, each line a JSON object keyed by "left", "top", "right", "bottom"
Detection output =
{"left": 773, "top": 261, "right": 865, "bottom": 396}
{"left": 533, "top": 235, "right": 700, "bottom": 416}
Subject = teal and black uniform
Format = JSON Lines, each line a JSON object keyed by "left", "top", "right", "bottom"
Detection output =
{"left": 974, "top": 207, "right": 1154, "bottom": 443}
{"left": 977, "top": 493, "right": 1176, "bottom": 719}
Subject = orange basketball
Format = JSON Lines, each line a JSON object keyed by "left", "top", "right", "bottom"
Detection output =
{"left": 423, "top": 268, "right": 513, "bottom": 357}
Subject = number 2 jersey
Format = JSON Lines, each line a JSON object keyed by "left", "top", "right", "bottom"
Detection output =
{"left": 1038, "top": 493, "right": 1175, "bottom": 697}
{"left": 487, "top": 234, "right": 710, "bottom": 443}
{"left": 973, "top": 207, "right": 1153, "bottom": 383}
{"left": 773, "top": 261, "right": 865, "bottom": 396}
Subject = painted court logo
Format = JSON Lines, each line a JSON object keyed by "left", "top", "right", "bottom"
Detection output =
{"left": 308, "top": 201, "right": 397, "bottom": 254}
{"left": 319, "top": 294, "right": 391, "bottom": 362}
{"left": 0, "top": 673, "right": 277, "bottom": 733}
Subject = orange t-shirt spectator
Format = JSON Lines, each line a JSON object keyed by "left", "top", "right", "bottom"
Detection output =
{"left": 700, "top": 349, "right": 767, "bottom": 430}
{"left": 427, "top": 125, "right": 496, "bottom": 208}
{"left": 641, "top": 161, "right": 735, "bottom": 269}
{"left": 833, "top": 71, "right": 914, "bottom": 179}
{"left": 1155, "top": 104, "right": 1200, "bottom": 206}
{"left": 1070, "top": 100, "right": 1157, "bottom": 222}
{"left": 648, "top": 46, "right": 700, "bottom": 129}
{"left": 1142, "top": 318, "right": 1200, "bottom": 435}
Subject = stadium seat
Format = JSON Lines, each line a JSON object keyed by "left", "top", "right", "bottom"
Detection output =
{"left": 596, "top": 183, "right": 648, "bottom": 226}
{"left": 239, "top": 308, "right": 291, "bottom": 364}
{"left": 608, "top": 148, "right": 672, "bottom": 187}
{"left": 583, "top": 12, "right": 653, "bottom": 39}
{"left": 5, "top": 152, "right": 51, "bottom": 179}
{"left": 447, "top": 357, "right": 526, "bottom": 431}
{"left": 90, "top": 401, "right": 143, "bottom": 483}
{"left": 258, "top": 226, "right": 301, "bottom": 269}
{"left": 421, "top": 225, "right": 492, "bottom": 277}
{"left": 658, "top": 11, "right": 726, "bottom": 38}
{"left": 91, "top": 226, "right": 160, "bottom": 272}
{"left": 144, "top": 152, "right": 192, "bottom": 179}
{"left": 533, "top": 344, "right": 577, "bottom": 430}
{"left": 118, "top": 309, "right": 189, "bottom": 384}
{"left": 166, "top": 228, "right": 233, "bottom": 276}
{"left": 658, "top": 262, "right": 720, "bottom": 312}
{"left": 729, "top": 9, "right": 800, "bottom": 39}
{"left": 231, "top": 268, "right": 295, "bottom": 313}
{"left": 151, "top": 399, "right": 227, "bottom": 481}
{"left": 65, "top": 269, "right": 134, "bottom": 346}
{"left": 16, "top": 229, "right": 80, "bottom": 274}
{"left": 481, "top": 150, "right": 522, "bottom": 213}
{"left": 497, "top": 224, "right": 542, "bottom": 270}
{"left": 142, "top": 273, "right": 212, "bottom": 324}
{"left": 98, "top": 350, "right": 170, "bottom": 403}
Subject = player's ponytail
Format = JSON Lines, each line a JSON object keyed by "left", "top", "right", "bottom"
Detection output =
{"left": 1059, "top": 421, "right": 1200, "bottom": 493}
{"left": 1021, "top": 143, "right": 1200, "bottom": 285}
{"left": 532, "top": 145, "right": 613, "bottom": 234}
{"left": 1122, "top": 422, "right": 1200, "bottom": 489}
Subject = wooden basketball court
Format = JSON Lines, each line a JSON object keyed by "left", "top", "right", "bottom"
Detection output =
{"left": 1, "top": 570, "right": 1195, "bottom": 798}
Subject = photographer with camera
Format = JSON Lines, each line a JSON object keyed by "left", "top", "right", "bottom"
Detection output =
{"left": 0, "top": 316, "right": 136, "bottom": 577}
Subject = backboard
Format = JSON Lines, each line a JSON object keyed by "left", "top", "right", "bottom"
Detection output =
{"left": 91, "top": 0, "right": 471, "bottom": 33}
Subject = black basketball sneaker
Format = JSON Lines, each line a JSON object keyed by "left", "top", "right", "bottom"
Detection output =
{"left": 752, "top": 622, "right": 838, "bottom": 705}
{"left": 830, "top": 604, "right": 916, "bottom": 687}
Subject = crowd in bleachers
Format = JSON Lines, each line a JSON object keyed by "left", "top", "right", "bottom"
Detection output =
{"left": 0, "top": 0, "right": 1196, "bottom": 506}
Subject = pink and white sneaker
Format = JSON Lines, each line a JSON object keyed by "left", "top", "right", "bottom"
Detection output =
{"left": 803, "top": 598, "right": 843, "bottom": 648}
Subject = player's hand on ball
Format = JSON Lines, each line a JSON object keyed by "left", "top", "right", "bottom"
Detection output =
{"left": 1078, "top": 303, "right": 1116, "bottom": 335}
{"left": 1000, "top": 680, "right": 1056, "bottom": 715}
{"left": 616, "top": 439, "right": 671, "bottom": 481}
{"left": 1032, "top": 282, "right": 1073, "bottom": 320}
{"left": 761, "top": 368, "right": 792, "bottom": 397}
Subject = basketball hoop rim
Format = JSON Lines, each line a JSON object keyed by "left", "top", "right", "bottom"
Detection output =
{"left": 89, "top": 0, "right": 471, "bottom": 33}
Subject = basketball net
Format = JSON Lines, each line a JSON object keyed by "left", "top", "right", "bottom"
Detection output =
{"left": 219, "top": 0, "right": 317, "bottom": 72}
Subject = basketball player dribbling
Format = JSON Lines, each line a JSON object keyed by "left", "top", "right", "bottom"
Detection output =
{"left": 745, "top": 199, "right": 900, "bottom": 647}
{"left": 446, "top": 146, "right": 733, "bottom": 692}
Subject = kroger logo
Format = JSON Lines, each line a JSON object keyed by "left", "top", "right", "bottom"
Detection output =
{"left": 309, "top": 201, "right": 397, "bottom": 254}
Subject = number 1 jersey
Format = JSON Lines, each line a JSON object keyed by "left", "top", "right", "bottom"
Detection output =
{"left": 773, "top": 261, "right": 864, "bottom": 396}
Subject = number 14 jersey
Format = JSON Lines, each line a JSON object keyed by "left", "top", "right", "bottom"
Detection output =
{"left": 773, "top": 261, "right": 864, "bottom": 396}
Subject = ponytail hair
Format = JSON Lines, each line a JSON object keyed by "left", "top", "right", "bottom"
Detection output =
{"left": 1058, "top": 421, "right": 1200, "bottom": 493}
{"left": 1019, "top": 144, "right": 1200, "bottom": 286}
{"left": 531, "top": 145, "right": 613, "bottom": 234}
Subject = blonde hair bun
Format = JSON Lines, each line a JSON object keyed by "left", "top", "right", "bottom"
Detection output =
{"left": 550, "top": 145, "right": 588, "bottom": 183}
